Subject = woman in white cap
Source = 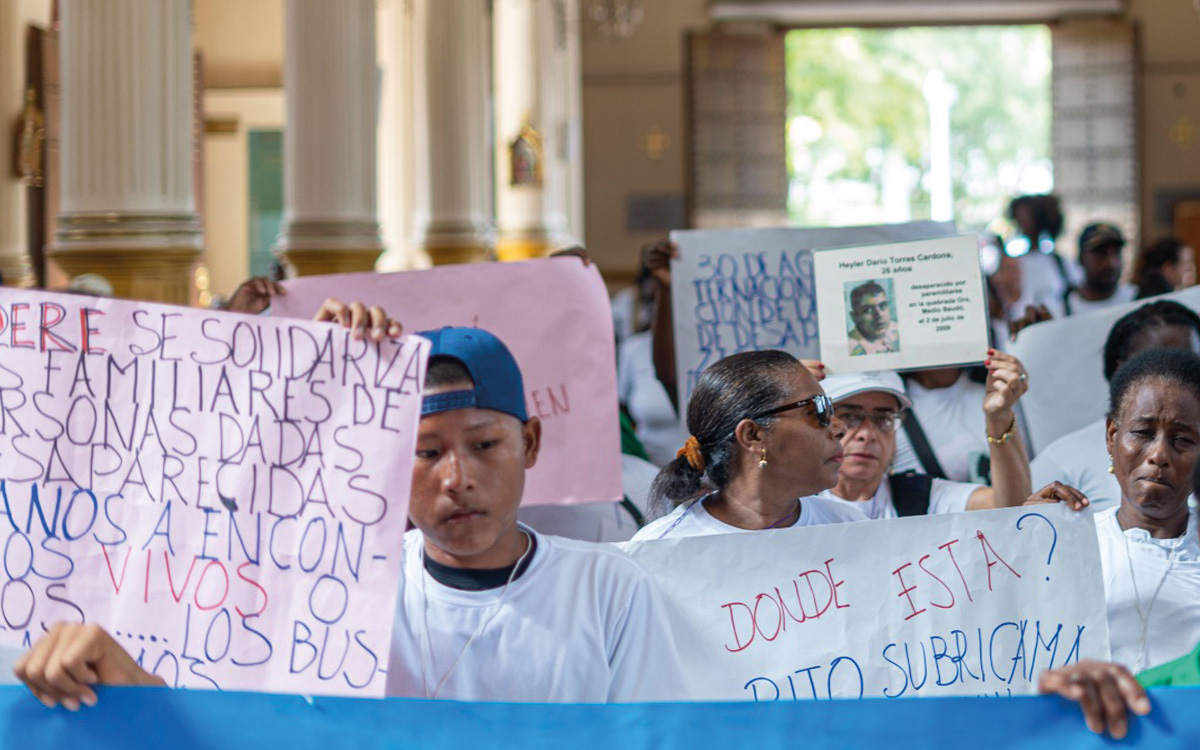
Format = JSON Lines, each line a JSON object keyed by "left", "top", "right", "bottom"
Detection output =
{"left": 817, "top": 351, "right": 1038, "bottom": 518}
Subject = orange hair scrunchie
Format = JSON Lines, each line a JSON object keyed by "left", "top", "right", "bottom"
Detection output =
{"left": 677, "top": 436, "right": 705, "bottom": 472}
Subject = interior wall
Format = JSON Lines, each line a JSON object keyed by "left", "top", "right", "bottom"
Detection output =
{"left": 581, "top": 0, "right": 709, "bottom": 282}
{"left": 194, "top": 0, "right": 283, "bottom": 88}
{"left": 202, "top": 90, "right": 285, "bottom": 299}
{"left": 1126, "top": 0, "right": 1200, "bottom": 243}
{"left": 191, "top": 1, "right": 1200, "bottom": 282}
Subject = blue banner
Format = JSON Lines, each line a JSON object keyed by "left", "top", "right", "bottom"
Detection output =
{"left": 2, "top": 685, "right": 1198, "bottom": 748}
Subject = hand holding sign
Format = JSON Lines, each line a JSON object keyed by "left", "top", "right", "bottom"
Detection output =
{"left": 14, "top": 623, "right": 163, "bottom": 710}
{"left": 272, "top": 258, "right": 622, "bottom": 507}
{"left": 1038, "top": 660, "right": 1150, "bottom": 740}
{"left": 313, "top": 298, "right": 404, "bottom": 342}
{"left": 0, "top": 288, "right": 425, "bottom": 697}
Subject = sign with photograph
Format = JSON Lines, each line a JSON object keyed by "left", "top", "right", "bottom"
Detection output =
{"left": 668, "top": 222, "right": 957, "bottom": 411}
{"left": 814, "top": 235, "right": 989, "bottom": 374}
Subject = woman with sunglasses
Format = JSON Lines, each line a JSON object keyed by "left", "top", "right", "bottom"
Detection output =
{"left": 633, "top": 350, "right": 867, "bottom": 539}
{"left": 815, "top": 350, "right": 1034, "bottom": 519}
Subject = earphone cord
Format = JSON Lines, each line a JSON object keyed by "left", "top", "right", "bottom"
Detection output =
{"left": 420, "top": 529, "right": 534, "bottom": 699}
{"left": 1122, "top": 531, "right": 1181, "bottom": 672}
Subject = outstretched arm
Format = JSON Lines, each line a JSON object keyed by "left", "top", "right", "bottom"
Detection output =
{"left": 645, "top": 240, "right": 679, "bottom": 409}
{"left": 967, "top": 350, "right": 1032, "bottom": 510}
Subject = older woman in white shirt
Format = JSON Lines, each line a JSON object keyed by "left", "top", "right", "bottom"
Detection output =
{"left": 1031, "top": 299, "right": 1200, "bottom": 511}
{"left": 1096, "top": 347, "right": 1200, "bottom": 672}
{"left": 815, "top": 351, "right": 1033, "bottom": 518}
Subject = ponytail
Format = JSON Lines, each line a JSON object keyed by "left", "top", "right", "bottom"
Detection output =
{"left": 646, "top": 350, "right": 798, "bottom": 515}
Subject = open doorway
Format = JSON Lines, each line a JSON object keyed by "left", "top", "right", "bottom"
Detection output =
{"left": 785, "top": 25, "right": 1052, "bottom": 236}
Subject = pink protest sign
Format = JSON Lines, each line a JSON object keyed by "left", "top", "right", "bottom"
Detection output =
{"left": 0, "top": 289, "right": 425, "bottom": 697}
{"left": 272, "top": 258, "right": 622, "bottom": 506}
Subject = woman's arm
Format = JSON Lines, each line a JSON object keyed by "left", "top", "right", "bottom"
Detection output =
{"left": 967, "top": 350, "right": 1032, "bottom": 509}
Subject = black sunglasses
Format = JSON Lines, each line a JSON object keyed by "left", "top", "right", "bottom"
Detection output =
{"left": 749, "top": 393, "right": 834, "bottom": 427}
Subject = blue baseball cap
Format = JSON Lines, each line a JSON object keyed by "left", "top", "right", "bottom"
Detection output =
{"left": 418, "top": 327, "right": 528, "bottom": 422}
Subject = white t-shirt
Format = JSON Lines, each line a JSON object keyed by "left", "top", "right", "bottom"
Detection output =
{"left": 816, "top": 476, "right": 977, "bottom": 520}
{"left": 1064, "top": 282, "right": 1137, "bottom": 317}
{"left": 1030, "top": 418, "right": 1120, "bottom": 512}
{"left": 1015, "top": 251, "right": 1076, "bottom": 319}
{"left": 617, "top": 331, "right": 687, "bottom": 467}
{"left": 893, "top": 373, "right": 989, "bottom": 483}
{"left": 632, "top": 494, "right": 867, "bottom": 540}
{"left": 386, "top": 527, "right": 688, "bottom": 701}
{"left": 1095, "top": 506, "right": 1200, "bottom": 672}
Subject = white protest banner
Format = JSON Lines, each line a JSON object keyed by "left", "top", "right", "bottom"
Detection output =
{"left": 669, "top": 222, "right": 956, "bottom": 411}
{"left": 622, "top": 504, "right": 1108, "bottom": 701}
{"left": 1009, "top": 286, "right": 1200, "bottom": 453}
{"left": 0, "top": 289, "right": 425, "bottom": 697}
{"left": 813, "top": 235, "right": 990, "bottom": 374}
{"left": 272, "top": 258, "right": 621, "bottom": 506}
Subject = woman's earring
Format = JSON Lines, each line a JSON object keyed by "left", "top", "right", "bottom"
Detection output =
{"left": 759, "top": 449, "right": 768, "bottom": 469}
{"left": 1108, "top": 455, "right": 1114, "bottom": 474}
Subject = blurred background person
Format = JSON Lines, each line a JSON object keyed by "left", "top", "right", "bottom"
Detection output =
{"left": 617, "top": 240, "right": 687, "bottom": 468}
{"left": 1134, "top": 236, "right": 1196, "bottom": 300}
{"left": 1064, "top": 222, "right": 1137, "bottom": 315}
{"left": 1007, "top": 194, "right": 1075, "bottom": 319}
{"left": 981, "top": 234, "right": 1023, "bottom": 348}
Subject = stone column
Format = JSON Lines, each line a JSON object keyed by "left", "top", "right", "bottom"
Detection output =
{"left": 561, "top": 0, "right": 585, "bottom": 244}
{"left": 52, "top": 0, "right": 201, "bottom": 304}
{"left": 411, "top": 0, "right": 494, "bottom": 265}
{"left": 376, "top": 0, "right": 427, "bottom": 271}
{"left": 0, "top": 3, "right": 39, "bottom": 287}
{"left": 493, "top": 0, "right": 580, "bottom": 261}
{"left": 275, "top": 0, "right": 383, "bottom": 277}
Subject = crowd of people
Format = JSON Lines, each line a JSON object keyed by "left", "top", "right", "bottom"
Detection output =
{"left": 8, "top": 193, "right": 1200, "bottom": 742}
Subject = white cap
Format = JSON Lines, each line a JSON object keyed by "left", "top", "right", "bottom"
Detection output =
{"left": 67, "top": 273, "right": 114, "bottom": 298}
{"left": 822, "top": 371, "right": 912, "bottom": 410}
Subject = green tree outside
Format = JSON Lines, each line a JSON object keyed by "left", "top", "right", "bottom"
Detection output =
{"left": 786, "top": 25, "right": 1051, "bottom": 233}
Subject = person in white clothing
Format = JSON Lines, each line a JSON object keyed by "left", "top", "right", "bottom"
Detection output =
{"left": 1031, "top": 300, "right": 1200, "bottom": 511}
{"left": 15, "top": 315, "right": 688, "bottom": 707}
{"left": 638, "top": 489, "right": 865, "bottom": 539}
{"left": 891, "top": 365, "right": 1024, "bottom": 484}
{"left": 635, "top": 350, "right": 866, "bottom": 541}
{"left": 1063, "top": 223, "right": 1138, "bottom": 316}
{"left": 1094, "top": 348, "right": 1200, "bottom": 673}
{"left": 618, "top": 330, "right": 687, "bottom": 467}
{"left": 1007, "top": 194, "right": 1076, "bottom": 320}
{"left": 816, "top": 356, "right": 1040, "bottom": 519}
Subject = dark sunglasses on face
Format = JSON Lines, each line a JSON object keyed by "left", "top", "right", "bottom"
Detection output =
{"left": 749, "top": 393, "right": 834, "bottom": 427}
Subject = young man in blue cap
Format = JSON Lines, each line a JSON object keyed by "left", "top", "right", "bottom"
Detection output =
{"left": 385, "top": 326, "right": 686, "bottom": 701}
{"left": 14, "top": 320, "right": 686, "bottom": 705}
